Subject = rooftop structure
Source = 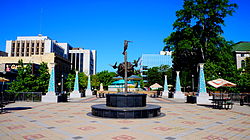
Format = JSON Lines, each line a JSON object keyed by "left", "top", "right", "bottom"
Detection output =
{"left": 138, "top": 51, "right": 172, "bottom": 82}
{"left": 232, "top": 41, "right": 250, "bottom": 69}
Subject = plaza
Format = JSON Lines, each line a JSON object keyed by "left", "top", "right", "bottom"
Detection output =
{"left": 0, "top": 97, "right": 249, "bottom": 140}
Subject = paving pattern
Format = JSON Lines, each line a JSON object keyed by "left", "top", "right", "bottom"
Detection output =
{"left": 0, "top": 97, "right": 249, "bottom": 140}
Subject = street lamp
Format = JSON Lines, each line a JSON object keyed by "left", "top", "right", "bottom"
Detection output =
{"left": 192, "top": 74, "right": 194, "bottom": 92}
{"left": 61, "top": 75, "right": 64, "bottom": 94}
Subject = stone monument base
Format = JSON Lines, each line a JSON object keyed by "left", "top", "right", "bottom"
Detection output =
{"left": 92, "top": 93, "right": 161, "bottom": 118}
{"left": 85, "top": 89, "right": 93, "bottom": 96}
{"left": 42, "top": 93, "right": 58, "bottom": 103}
{"left": 197, "top": 93, "right": 212, "bottom": 105}
{"left": 162, "top": 91, "right": 168, "bottom": 97}
{"left": 70, "top": 91, "right": 81, "bottom": 98}
{"left": 174, "top": 91, "right": 185, "bottom": 99}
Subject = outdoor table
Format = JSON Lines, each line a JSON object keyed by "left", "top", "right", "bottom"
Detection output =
{"left": 210, "top": 98, "right": 232, "bottom": 109}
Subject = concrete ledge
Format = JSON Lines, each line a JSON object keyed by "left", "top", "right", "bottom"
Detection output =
{"left": 174, "top": 91, "right": 185, "bottom": 99}
{"left": 70, "top": 91, "right": 81, "bottom": 98}
{"left": 42, "top": 95, "right": 58, "bottom": 103}
{"left": 162, "top": 91, "right": 168, "bottom": 97}
{"left": 85, "top": 89, "right": 93, "bottom": 96}
{"left": 197, "top": 96, "right": 212, "bottom": 105}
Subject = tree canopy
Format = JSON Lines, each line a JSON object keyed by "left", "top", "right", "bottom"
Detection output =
{"left": 7, "top": 60, "right": 50, "bottom": 93}
{"left": 146, "top": 65, "right": 172, "bottom": 88}
{"left": 163, "top": 0, "right": 238, "bottom": 90}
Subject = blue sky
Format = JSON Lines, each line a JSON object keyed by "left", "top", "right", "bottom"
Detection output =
{"left": 0, "top": 0, "right": 249, "bottom": 72}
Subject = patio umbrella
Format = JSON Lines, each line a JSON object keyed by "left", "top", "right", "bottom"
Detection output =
{"left": 0, "top": 77, "right": 10, "bottom": 82}
{"left": 150, "top": 83, "right": 163, "bottom": 89}
{"left": 111, "top": 80, "right": 134, "bottom": 85}
{"left": 113, "top": 75, "right": 142, "bottom": 81}
{"left": 113, "top": 76, "right": 123, "bottom": 80}
{"left": 127, "top": 75, "right": 142, "bottom": 81}
{"left": 207, "top": 78, "right": 236, "bottom": 88}
{"left": 0, "top": 77, "right": 10, "bottom": 93}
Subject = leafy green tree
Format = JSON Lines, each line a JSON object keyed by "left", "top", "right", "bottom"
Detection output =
{"left": 91, "top": 74, "right": 100, "bottom": 90}
{"left": 245, "top": 57, "right": 250, "bottom": 74}
{"left": 146, "top": 65, "right": 172, "bottom": 88}
{"left": 65, "top": 71, "right": 88, "bottom": 92}
{"left": 163, "top": 0, "right": 237, "bottom": 88}
{"left": 35, "top": 62, "right": 50, "bottom": 93}
{"left": 79, "top": 72, "right": 88, "bottom": 91}
{"left": 8, "top": 60, "right": 36, "bottom": 92}
{"left": 65, "top": 72, "right": 75, "bottom": 92}
{"left": 96, "top": 71, "right": 116, "bottom": 88}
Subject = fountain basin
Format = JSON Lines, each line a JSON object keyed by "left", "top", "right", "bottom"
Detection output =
{"left": 91, "top": 104, "right": 161, "bottom": 118}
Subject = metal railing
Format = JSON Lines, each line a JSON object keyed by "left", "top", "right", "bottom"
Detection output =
{"left": 14, "top": 92, "right": 42, "bottom": 102}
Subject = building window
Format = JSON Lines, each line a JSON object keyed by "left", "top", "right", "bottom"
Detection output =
{"left": 12, "top": 47, "right": 15, "bottom": 52}
{"left": 241, "top": 60, "right": 246, "bottom": 68}
{"left": 241, "top": 54, "right": 245, "bottom": 57}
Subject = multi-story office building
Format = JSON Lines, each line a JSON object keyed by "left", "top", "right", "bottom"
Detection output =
{"left": 5, "top": 35, "right": 70, "bottom": 58}
{"left": 138, "top": 51, "right": 172, "bottom": 82}
{"left": 233, "top": 41, "right": 250, "bottom": 69}
{"left": 3, "top": 35, "right": 72, "bottom": 77}
{"left": 1, "top": 34, "right": 96, "bottom": 75}
{"left": 69, "top": 48, "right": 96, "bottom": 75}
{"left": 0, "top": 35, "right": 97, "bottom": 92}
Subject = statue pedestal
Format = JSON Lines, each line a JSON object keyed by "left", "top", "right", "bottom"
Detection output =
{"left": 162, "top": 91, "right": 168, "bottom": 97}
{"left": 42, "top": 92, "right": 58, "bottom": 103}
{"left": 70, "top": 91, "right": 81, "bottom": 98}
{"left": 174, "top": 91, "right": 185, "bottom": 99}
{"left": 197, "top": 93, "right": 212, "bottom": 105}
{"left": 85, "top": 89, "right": 93, "bottom": 96}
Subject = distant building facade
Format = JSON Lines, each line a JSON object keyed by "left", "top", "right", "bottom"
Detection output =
{"left": 3, "top": 35, "right": 72, "bottom": 77}
{"left": 138, "top": 51, "right": 172, "bottom": 82}
{"left": 0, "top": 51, "right": 8, "bottom": 56}
{"left": 233, "top": 41, "right": 250, "bottom": 69}
{"left": 69, "top": 48, "right": 96, "bottom": 75}
{"left": 0, "top": 35, "right": 97, "bottom": 92}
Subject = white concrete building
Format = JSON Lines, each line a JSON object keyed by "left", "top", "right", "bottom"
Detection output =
{"left": 69, "top": 48, "right": 96, "bottom": 75}
{"left": 4, "top": 35, "right": 97, "bottom": 76}
{"left": 5, "top": 34, "right": 72, "bottom": 59}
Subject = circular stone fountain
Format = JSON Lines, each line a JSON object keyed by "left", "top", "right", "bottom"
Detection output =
{"left": 91, "top": 93, "right": 161, "bottom": 118}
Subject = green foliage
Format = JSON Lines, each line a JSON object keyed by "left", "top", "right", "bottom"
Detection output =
{"left": 245, "top": 57, "right": 250, "bottom": 73}
{"left": 79, "top": 72, "right": 88, "bottom": 90}
{"left": 146, "top": 65, "right": 172, "bottom": 87}
{"left": 35, "top": 62, "right": 50, "bottom": 93}
{"left": 7, "top": 60, "right": 49, "bottom": 93}
{"left": 65, "top": 70, "right": 116, "bottom": 92}
{"left": 65, "top": 72, "right": 75, "bottom": 92}
{"left": 96, "top": 70, "right": 116, "bottom": 87}
{"left": 91, "top": 74, "right": 100, "bottom": 89}
{"left": 163, "top": 0, "right": 238, "bottom": 89}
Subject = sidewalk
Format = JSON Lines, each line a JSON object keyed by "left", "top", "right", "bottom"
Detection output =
{"left": 0, "top": 97, "right": 249, "bottom": 140}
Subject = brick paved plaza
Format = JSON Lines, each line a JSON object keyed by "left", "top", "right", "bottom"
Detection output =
{"left": 0, "top": 97, "right": 249, "bottom": 140}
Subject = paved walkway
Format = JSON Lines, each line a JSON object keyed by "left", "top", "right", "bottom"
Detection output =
{"left": 0, "top": 97, "right": 249, "bottom": 140}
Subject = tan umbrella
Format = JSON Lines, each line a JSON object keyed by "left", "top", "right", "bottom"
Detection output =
{"left": 207, "top": 78, "right": 236, "bottom": 88}
{"left": 0, "top": 77, "right": 10, "bottom": 93}
{"left": 0, "top": 77, "right": 10, "bottom": 82}
{"left": 150, "top": 83, "right": 163, "bottom": 89}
